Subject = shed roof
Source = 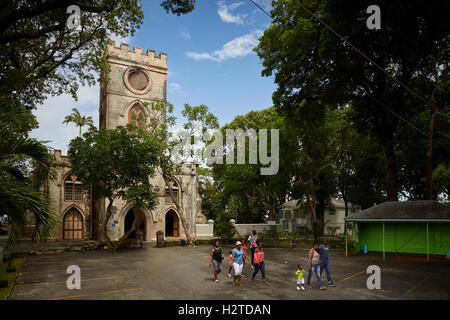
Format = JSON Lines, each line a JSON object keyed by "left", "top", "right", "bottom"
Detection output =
{"left": 345, "top": 200, "right": 450, "bottom": 222}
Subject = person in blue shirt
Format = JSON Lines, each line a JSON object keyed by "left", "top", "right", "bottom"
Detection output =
{"left": 231, "top": 241, "right": 246, "bottom": 286}
{"left": 319, "top": 238, "right": 335, "bottom": 287}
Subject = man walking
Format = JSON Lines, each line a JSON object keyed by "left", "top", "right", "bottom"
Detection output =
{"left": 319, "top": 239, "right": 335, "bottom": 287}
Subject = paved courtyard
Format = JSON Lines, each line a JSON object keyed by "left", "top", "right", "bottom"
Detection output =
{"left": 8, "top": 244, "right": 450, "bottom": 300}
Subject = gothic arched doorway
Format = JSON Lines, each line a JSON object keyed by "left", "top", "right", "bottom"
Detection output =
{"left": 63, "top": 208, "right": 83, "bottom": 240}
{"left": 124, "top": 208, "right": 147, "bottom": 240}
{"left": 165, "top": 209, "right": 179, "bottom": 237}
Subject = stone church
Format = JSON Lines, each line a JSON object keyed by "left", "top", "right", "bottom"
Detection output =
{"left": 45, "top": 41, "right": 206, "bottom": 242}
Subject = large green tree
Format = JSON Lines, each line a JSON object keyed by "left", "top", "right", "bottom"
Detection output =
{"left": 68, "top": 124, "right": 162, "bottom": 249}
{"left": 0, "top": 0, "right": 196, "bottom": 107}
{"left": 256, "top": 0, "right": 450, "bottom": 201}
{"left": 212, "top": 107, "right": 293, "bottom": 223}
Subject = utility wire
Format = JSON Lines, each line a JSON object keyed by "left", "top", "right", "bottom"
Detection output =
{"left": 249, "top": 0, "right": 447, "bottom": 146}
{"left": 292, "top": 0, "right": 440, "bottom": 115}
{"left": 249, "top": 0, "right": 271, "bottom": 18}
{"left": 360, "top": 87, "right": 445, "bottom": 147}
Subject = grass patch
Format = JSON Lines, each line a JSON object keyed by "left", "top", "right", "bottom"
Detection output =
{"left": 0, "top": 258, "right": 25, "bottom": 300}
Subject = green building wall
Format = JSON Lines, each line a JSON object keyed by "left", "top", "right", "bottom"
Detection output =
{"left": 355, "top": 222, "right": 450, "bottom": 256}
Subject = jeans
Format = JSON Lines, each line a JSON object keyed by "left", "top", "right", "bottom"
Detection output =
{"left": 306, "top": 263, "right": 322, "bottom": 287}
{"left": 320, "top": 260, "right": 332, "bottom": 283}
{"left": 252, "top": 261, "right": 266, "bottom": 280}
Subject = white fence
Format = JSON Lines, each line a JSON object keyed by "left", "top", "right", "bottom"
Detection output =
{"left": 231, "top": 221, "right": 283, "bottom": 236}
{"left": 196, "top": 220, "right": 214, "bottom": 238}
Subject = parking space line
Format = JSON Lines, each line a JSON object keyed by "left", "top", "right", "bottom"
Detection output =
{"left": 404, "top": 274, "right": 432, "bottom": 295}
{"left": 47, "top": 287, "right": 144, "bottom": 300}
{"left": 14, "top": 275, "right": 126, "bottom": 287}
{"left": 21, "top": 267, "right": 111, "bottom": 275}
{"left": 338, "top": 270, "right": 365, "bottom": 283}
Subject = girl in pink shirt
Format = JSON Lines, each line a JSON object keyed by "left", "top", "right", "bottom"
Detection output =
{"left": 251, "top": 241, "right": 267, "bottom": 284}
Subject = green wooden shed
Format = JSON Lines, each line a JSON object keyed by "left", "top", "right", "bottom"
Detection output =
{"left": 344, "top": 200, "right": 450, "bottom": 260}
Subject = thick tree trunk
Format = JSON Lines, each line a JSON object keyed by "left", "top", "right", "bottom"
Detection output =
{"left": 344, "top": 198, "right": 349, "bottom": 217}
{"left": 383, "top": 138, "right": 398, "bottom": 201}
{"left": 101, "top": 196, "right": 114, "bottom": 249}
{"left": 425, "top": 81, "right": 437, "bottom": 200}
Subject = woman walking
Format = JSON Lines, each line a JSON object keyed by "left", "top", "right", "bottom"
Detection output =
{"left": 231, "top": 241, "right": 245, "bottom": 286}
{"left": 251, "top": 241, "right": 267, "bottom": 284}
{"left": 248, "top": 230, "right": 258, "bottom": 268}
{"left": 306, "top": 243, "right": 326, "bottom": 290}
{"left": 209, "top": 241, "right": 224, "bottom": 282}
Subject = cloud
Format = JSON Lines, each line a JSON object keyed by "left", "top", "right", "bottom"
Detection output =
{"left": 108, "top": 32, "right": 132, "bottom": 46}
{"left": 30, "top": 85, "right": 99, "bottom": 154}
{"left": 167, "top": 82, "right": 187, "bottom": 96}
{"left": 179, "top": 26, "right": 191, "bottom": 40}
{"left": 185, "top": 30, "right": 263, "bottom": 62}
{"left": 218, "top": 1, "right": 248, "bottom": 25}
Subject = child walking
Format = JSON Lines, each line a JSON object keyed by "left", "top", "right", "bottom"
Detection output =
{"left": 296, "top": 264, "right": 306, "bottom": 291}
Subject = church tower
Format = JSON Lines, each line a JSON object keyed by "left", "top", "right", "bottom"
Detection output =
{"left": 99, "top": 40, "right": 167, "bottom": 130}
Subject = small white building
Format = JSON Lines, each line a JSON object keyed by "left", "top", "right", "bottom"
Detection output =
{"left": 277, "top": 199, "right": 361, "bottom": 235}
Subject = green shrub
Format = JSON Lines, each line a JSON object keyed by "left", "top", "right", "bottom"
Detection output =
{"left": 215, "top": 220, "right": 237, "bottom": 243}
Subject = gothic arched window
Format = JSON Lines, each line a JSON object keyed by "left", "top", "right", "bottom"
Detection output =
{"left": 128, "top": 103, "right": 146, "bottom": 128}
{"left": 64, "top": 174, "right": 82, "bottom": 201}
{"left": 165, "top": 181, "right": 179, "bottom": 204}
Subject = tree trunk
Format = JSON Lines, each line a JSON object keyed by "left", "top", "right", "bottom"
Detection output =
{"left": 114, "top": 219, "right": 137, "bottom": 250}
{"left": 344, "top": 197, "right": 349, "bottom": 217}
{"left": 383, "top": 138, "right": 398, "bottom": 201}
{"left": 426, "top": 78, "right": 438, "bottom": 200}
{"left": 101, "top": 196, "right": 114, "bottom": 249}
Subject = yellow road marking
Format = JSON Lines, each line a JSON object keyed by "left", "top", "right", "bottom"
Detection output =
{"left": 404, "top": 274, "right": 432, "bottom": 295}
{"left": 48, "top": 287, "right": 144, "bottom": 300}
{"left": 14, "top": 275, "right": 126, "bottom": 287}
{"left": 338, "top": 270, "right": 365, "bottom": 283}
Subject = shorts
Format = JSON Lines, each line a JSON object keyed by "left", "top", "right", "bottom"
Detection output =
{"left": 297, "top": 279, "right": 305, "bottom": 285}
{"left": 233, "top": 262, "right": 243, "bottom": 276}
{"left": 212, "top": 259, "right": 222, "bottom": 272}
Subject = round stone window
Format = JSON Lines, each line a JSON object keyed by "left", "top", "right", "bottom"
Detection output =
{"left": 123, "top": 67, "right": 152, "bottom": 94}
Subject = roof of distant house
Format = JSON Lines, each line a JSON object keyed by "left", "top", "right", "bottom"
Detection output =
{"left": 345, "top": 200, "right": 450, "bottom": 222}
{"left": 279, "top": 198, "right": 359, "bottom": 210}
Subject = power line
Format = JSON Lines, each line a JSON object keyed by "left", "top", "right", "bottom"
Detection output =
{"left": 250, "top": 0, "right": 447, "bottom": 146}
{"left": 293, "top": 0, "right": 439, "bottom": 115}
{"left": 360, "top": 87, "right": 445, "bottom": 147}
{"left": 248, "top": 0, "right": 271, "bottom": 18}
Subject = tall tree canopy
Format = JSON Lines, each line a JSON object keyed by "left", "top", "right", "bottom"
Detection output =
{"left": 256, "top": 0, "right": 450, "bottom": 201}
{"left": 0, "top": 0, "right": 196, "bottom": 107}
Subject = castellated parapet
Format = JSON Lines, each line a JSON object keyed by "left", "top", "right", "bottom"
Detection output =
{"left": 106, "top": 40, "right": 167, "bottom": 70}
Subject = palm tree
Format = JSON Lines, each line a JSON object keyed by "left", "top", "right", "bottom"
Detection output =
{"left": 0, "top": 96, "right": 57, "bottom": 245}
{"left": 62, "top": 108, "right": 94, "bottom": 137}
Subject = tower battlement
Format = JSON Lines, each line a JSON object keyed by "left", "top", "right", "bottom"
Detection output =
{"left": 106, "top": 40, "right": 167, "bottom": 69}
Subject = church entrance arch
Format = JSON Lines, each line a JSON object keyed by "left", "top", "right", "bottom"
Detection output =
{"left": 124, "top": 208, "right": 147, "bottom": 240}
{"left": 165, "top": 209, "right": 179, "bottom": 237}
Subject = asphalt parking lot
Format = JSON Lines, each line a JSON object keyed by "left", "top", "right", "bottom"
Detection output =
{"left": 8, "top": 245, "right": 450, "bottom": 300}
